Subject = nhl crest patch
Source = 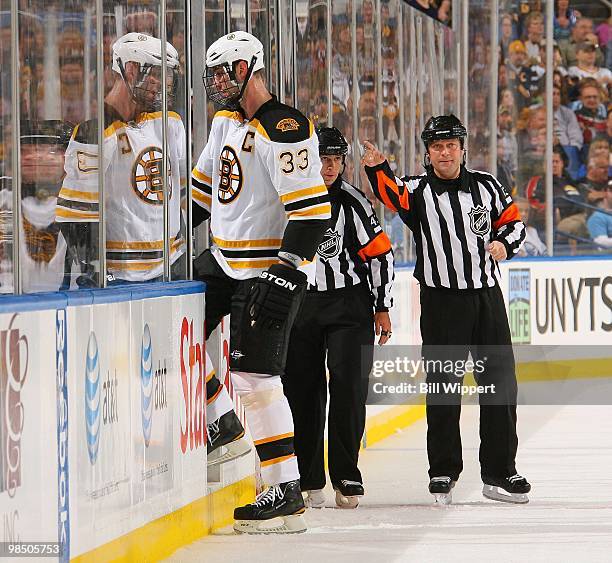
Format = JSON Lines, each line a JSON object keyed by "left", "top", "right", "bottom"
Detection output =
{"left": 317, "top": 228, "right": 341, "bottom": 260}
{"left": 468, "top": 205, "right": 490, "bottom": 237}
{"left": 276, "top": 118, "right": 300, "bottom": 132}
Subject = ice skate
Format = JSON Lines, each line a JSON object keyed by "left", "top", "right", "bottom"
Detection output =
{"left": 429, "top": 476, "right": 455, "bottom": 505}
{"left": 233, "top": 479, "right": 307, "bottom": 534}
{"left": 333, "top": 480, "right": 364, "bottom": 509}
{"left": 482, "top": 474, "right": 531, "bottom": 504}
{"left": 207, "top": 411, "right": 251, "bottom": 467}
{"left": 303, "top": 488, "right": 326, "bottom": 509}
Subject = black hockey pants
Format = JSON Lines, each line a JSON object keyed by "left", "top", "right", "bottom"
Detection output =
{"left": 283, "top": 284, "right": 374, "bottom": 490}
{"left": 420, "top": 284, "right": 518, "bottom": 482}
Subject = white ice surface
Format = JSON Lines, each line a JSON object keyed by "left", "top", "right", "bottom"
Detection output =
{"left": 166, "top": 404, "right": 612, "bottom": 563}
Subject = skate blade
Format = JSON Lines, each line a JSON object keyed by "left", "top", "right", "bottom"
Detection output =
{"left": 207, "top": 439, "right": 251, "bottom": 467}
{"left": 482, "top": 485, "right": 529, "bottom": 504}
{"left": 304, "top": 494, "right": 326, "bottom": 509}
{"left": 432, "top": 492, "right": 453, "bottom": 506}
{"left": 335, "top": 490, "right": 361, "bottom": 509}
{"left": 233, "top": 513, "right": 307, "bottom": 535}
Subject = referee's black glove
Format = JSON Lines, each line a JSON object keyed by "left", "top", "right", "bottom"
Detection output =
{"left": 248, "top": 263, "right": 307, "bottom": 329}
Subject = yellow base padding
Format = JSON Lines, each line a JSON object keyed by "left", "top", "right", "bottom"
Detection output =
{"left": 363, "top": 403, "right": 426, "bottom": 448}
{"left": 71, "top": 475, "right": 255, "bottom": 563}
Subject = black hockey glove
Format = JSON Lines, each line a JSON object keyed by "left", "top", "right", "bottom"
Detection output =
{"left": 247, "top": 264, "right": 307, "bottom": 329}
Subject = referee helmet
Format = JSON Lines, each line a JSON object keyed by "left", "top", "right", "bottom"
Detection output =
{"left": 421, "top": 114, "right": 467, "bottom": 149}
{"left": 316, "top": 126, "right": 349, "bottom": 156}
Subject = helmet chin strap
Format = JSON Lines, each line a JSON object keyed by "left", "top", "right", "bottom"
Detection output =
{"left": 225, "top": 55, "right": 257, "bottom": 112}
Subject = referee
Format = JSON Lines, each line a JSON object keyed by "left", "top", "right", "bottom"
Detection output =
{"left": 362, "top": 115, "right": 531, "bottom": 505}
{"left": 283, "top": 127, "right": 394, "bottom": 510}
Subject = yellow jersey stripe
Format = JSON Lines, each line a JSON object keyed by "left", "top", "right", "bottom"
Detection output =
{"left": 212, "top": 236, "right": 282, "bottom": 249}
{"left": 287, "top": 203, "right": 332, "bottom": 218}
{"left": 106, "top": 237, "right": 178, "bottom": 251}
{"left": 192, "top": 168, "right": 212, "bottom": 184}
{"left": 280, "top": 184, "right": 327, "bottom": 203}
{"left": 255, "top": 123, "right": 270, "bottom": 140}
{"left": 58, "top": 187, "right": 99, "bottom": 202}
{"left": 225, "top": 259, "right": 278, "bottom": 269}
{"left": 253, "top": 432, "right": 294, "bottom": 447}
{"left": 260, "top": 453, "right": 296, "bottom": 468}
{"left": 205, "top": 369, "right": 216, "bottom": 383}
{"left": 56, "top": 207, "right": 98, "bottom": 220}
{"left": 192, "top": 191, "right": 211, "bottom": 207}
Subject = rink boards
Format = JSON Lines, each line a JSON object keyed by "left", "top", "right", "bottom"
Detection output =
{"left": 0, "top": 256, "right": 610, "bottom": 561}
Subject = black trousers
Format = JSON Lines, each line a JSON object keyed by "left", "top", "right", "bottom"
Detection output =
{"left": 193, "top": 249, "right": 303, "bottom": 376}
{"left": 420, "top": 284, "right": 518, "bottom": 482}
{"left": 283, "top": 284, "right": 374, "bottom": 490}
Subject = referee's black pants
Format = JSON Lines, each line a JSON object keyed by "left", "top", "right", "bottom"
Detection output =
{"left": 282, "top": 284, "right": 374, "bottom": 491}
{"left": 420, "top": 284, "right": 518, "bottom": 482}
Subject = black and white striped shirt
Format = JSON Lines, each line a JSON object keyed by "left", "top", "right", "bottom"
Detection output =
{"left": 312, "top": 177, "right": 394, "bottom": 311}
{"left": 365, "top": 163, "right": 525, "bottom": 289}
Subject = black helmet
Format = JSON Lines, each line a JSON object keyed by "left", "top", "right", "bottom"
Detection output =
{"left": 316, "top": 126, "right": 349, "bottom": 156}
{"left": 421, "top": 114, "right": 467, "bottom": 148}
{"left": 20, "top": 120, "right": 74, "bottom": 150}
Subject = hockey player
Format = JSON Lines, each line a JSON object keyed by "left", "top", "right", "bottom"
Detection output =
{"left": 57, "top": 32, "right": 248, "bottom": 467}
{"left": 192, "top": 31, "right": 330, "bottom": 533}
{"left": 283, "top": 127, "right": 394, "bottom": 510}
{"left": 362, "top": 115, "right": 531, "bottom": 505}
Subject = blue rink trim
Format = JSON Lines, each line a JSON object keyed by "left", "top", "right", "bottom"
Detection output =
{"left": 0, "top": 280, "right": 205, "bottom": 313}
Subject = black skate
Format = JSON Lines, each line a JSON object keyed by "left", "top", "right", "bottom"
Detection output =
{"left": 429, "top": 476, "right": 455, "bottom": 505}
{"left": 207, "top": 411, "right": 251, "bottom": 467}
{"left": 333, "top": 480, "right": 364, "bottom": 509}
{"left": 233, "top": 479, "right": 307, "bottom": 534}
{"left": 482, "top": 473, "right": 531, "bottom": 504}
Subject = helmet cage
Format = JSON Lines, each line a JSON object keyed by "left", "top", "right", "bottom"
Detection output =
{"left": 117, "top": 58, "right": 178, "bottom": 112}
{"left": 203, "top": 55, "right": 257, "bottom": 109}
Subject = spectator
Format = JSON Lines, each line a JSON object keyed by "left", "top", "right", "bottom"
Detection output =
{"left": 499, "top": 13, "right": 516, "bottom": 63}
{"left": 498, "top": 106, "right": 518, "bottom": 178}
{"left": 567, "top": 40, "right": 612, "bottom": 88}
{"left": 523, "top": 11, "right": 545, "bottom": 63}
{"left": 553, "top": 84, "right": 583, "bottom": 179}
{"left": 506, "top": 40, "right": 544, "bottom": 109}
{"left": 515, "top": 197, "right": 547, "bottom": 256}
{"left": 572, "top": 79, "right": 608, "bottom": 146}
{"left": 587, "top": 186, "right": 612, "bottom": 251}
{"left": 499, "top": 87, "right": 517, "bottom": 115}
{"left": 575, "top": 138, "right": 610, "bottom": 180}
{"left": 578, "top": 159, "right": 609, "bottom": 206}
{"left": 437, "top": 0, "right": 451, "bottom": 25}
{"left": 595, "top": 16, "right": 611, "bottom": 71}
{"left": 553, "top": 0, "right": 581, "bottom": 42}
{"left": 558, "top": 17, "right": 605, "bottom": 68}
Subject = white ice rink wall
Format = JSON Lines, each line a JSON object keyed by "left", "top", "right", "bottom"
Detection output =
{"left": 0, "top": 281, "right": 254, "bottom": 562}
{"left": 1, "top": 257, "right": 610, "bottom": 561}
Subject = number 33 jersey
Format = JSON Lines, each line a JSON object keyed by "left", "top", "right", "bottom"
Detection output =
{"left": 192, "top": 97, "right": 330, "bottom": 280}
{"left": 56, "top": 106, "right": 186, "bottom": 281}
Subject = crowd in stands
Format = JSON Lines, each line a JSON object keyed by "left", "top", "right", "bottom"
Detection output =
{"left": 493, "top": 1, "right": 611, "bottom": 255}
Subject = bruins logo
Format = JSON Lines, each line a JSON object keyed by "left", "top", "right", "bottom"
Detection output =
{"left": 132, "top": 146, "right": 172, "bottom": 205}
{"left": 218, "top": 145, "right": 242, "bottom": 204}
{"left": 276, "top": 118, "right": 300, "bottom": 132}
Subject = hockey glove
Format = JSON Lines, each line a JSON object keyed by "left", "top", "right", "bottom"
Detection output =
{"left": 247, "top": 263, "right": 307, "bottom": 329}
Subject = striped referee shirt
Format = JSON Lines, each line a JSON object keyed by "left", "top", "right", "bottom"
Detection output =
{"left": 312, "top": 177, "right": 394, "bottom": 311}
{"left": 365, "top": 162, "right": 525, "bottom": 289}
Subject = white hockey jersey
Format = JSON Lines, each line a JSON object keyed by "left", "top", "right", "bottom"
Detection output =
{"left": 56, "top": 107, "right": 186, "bottom": 282}
{"left": 192, "top": 97, "right": 330, "bottom": 280}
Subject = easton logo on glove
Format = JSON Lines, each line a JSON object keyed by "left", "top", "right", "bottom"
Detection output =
{"left": 248, "top": 264, "right": 307, "bottom": 329}
{"left": 260, "top": 271, "right": 299, "bottom": 290}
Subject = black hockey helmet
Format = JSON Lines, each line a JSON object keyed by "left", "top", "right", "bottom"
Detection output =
{"left": 316, "top": 126, "right": 349, "bottom": 157}
{"left": 421, "top": 114, "right": 467, "bottom": 149}
{"left": 20, "top": 120, "right": 74, "bottom": 150}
